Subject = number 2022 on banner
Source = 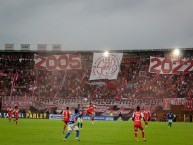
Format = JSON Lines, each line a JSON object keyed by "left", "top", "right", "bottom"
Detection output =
{"left": 149, "top": 57, "right": 193, "bottom": 74}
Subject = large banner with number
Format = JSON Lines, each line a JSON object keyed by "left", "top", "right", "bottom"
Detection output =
{"left": 149, "top": 56, "right": 193, "bottom": 74}
{"left": 89, "top": 53, "right": 123, "bottom": 80}
{"left": 34, "top": 54, "right": 82, "bottom": 71}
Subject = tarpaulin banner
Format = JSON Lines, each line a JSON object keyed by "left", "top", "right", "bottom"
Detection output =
{"left": 89, "top": 53, "right": 123, "bottom": 80}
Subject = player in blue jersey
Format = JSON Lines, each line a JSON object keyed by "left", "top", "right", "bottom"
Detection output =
{"left": 63, "top": 109, "right": 80, "bottom": 141}
{"left": 77, "top": 104, "right": 83, "bottom": 130}
{"left": 167, "top": 112, "right": 174, "bottom": 127}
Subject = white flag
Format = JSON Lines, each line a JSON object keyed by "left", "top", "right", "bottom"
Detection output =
{"left": 89, "top": 53, "right": 123, "bottom": 80}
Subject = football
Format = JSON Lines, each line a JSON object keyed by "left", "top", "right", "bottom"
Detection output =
{"left": 83, "top": 98, "right": 88, "bottom": 101}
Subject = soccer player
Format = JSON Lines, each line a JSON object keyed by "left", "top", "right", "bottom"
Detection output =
{"left": 63, "top": 109, "right": 80, "bottom": 141}
{"left": 12, "top": 106, "right": 19, "bottom": 125}
{"left": 85, "top": 102, "right": 96, "bottom": 124}
{"left": 77, "top": 104, "right": 83, "bottom": 130}
{"left": 62, "top": 107, "right": 71, "bottom": 133}
{"left": 132, "top": 106, "right": 146, "bottom": 141}
{"left": 7, "top": 106, "right": 13, "bottom": 122}
{"left": 167, "top": 112, "right": 174, "bottom": 127}
{"left": 143, "top": 109, "right": 151, "bottom": 127}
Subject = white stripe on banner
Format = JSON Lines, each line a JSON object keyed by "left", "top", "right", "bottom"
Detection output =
{"left": 89, "top": 53, "right": 123, "bottom": 80}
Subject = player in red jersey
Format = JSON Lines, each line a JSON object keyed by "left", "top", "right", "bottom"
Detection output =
{"left": 143, "top": 109, "right": 151, "bottom": 127}
{"left": 7, "top": 106, "right": 13, "bottom": 122}
{"left": 62, "top": 107, "right": 71, "bottom": 133}
{"left": 85, "top": 102, "right": 96, "bottom": 124}
{"left": 132, "top": 106, "right": 146, "bottom": 141}
{"left": 13, "top": 106, "right": 19, "bottom": 125}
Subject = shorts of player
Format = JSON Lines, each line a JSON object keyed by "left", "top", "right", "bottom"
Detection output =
{"left": 14, "top": 116, "right": 19, "bottom": 120}
{"left": 134, "top": 123, "right": 144, "bottom": 131}
{"left": 168, "top": 119, "right": 173, "bottom": 123}
{"left": 68, "top": 124, "right": 79, "bottom": 131}
{"left": 64, "top": 120, "right": 69, "bottom": 124}
{"left": 7, "top": 113, "right": 12, "bottom": 118}
{"left": 64, "top": 118, "right": 69, "bottom": 123}
{"left": 144, "top": 117, "right": 149, "bottom": 122}
{"left": 64, "top": 117, "right": 70, "bottom": 121}
{"left": 86, "top": 109, "right": 94, "bottom": 115}
{"left": 77, "top": 117, "right": 83, "bottom": 123}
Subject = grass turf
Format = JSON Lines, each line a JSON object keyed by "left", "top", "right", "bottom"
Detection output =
{"left": 0, "top": 118, "right": 192, "bottom": 145}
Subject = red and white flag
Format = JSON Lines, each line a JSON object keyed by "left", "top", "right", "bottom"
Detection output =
{"left": 11, "top": 72, "right": 18, "bottom": 95}
{"left": 89, "top": 53, "right": 123, "bottom": 80}
{"left": 163, "top": 98, "right": 171, "bottom": 110}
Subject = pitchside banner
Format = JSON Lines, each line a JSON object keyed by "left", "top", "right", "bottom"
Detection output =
{"left": 0, "top": 112, "right": 49, "bottom": 119}
{"left": 49, "top": 114, "right": 114, "bottom": 121}
{"left": 89, "top": 53, "right": 123, "bottom": 80}
{"left": 26, "top": 113, "right": 49, "bottom": 119}
{"left": 34, "top": 54, "right": 82, "bottom": 71}
{"left": 149, "top": 56, "right": 193, "bottom": 74}
{"left": 0, "top": 111, "right": 25, "bottom": 118}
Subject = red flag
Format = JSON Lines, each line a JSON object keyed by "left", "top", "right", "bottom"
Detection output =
{"left": 11, "top": 72, "right": 18, "bottom": 95}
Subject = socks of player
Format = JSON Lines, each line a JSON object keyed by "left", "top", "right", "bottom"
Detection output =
{"left": 64, "top": 125, "right": 66, "bottom": 130}
{"left": 134, "top": 131, "right": 138, "bottom": 139}
{"left": 76, "top": 130, "right": 80, "bottom": 138}
{"left": 168, "top": 122, "right": 172, "bottom": 127}
{"left": 142, "top": 130, "right": 145, "bottom": 139}
{"left": 65, "top": 132, "right": 71, "bottom": 139}
{"left": 78, "top": 123, "right": 82, "bottom": 128}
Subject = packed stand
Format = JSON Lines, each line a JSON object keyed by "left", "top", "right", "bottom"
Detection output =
{"left": 0, "top": 51, "right": 193, "bottom": 99}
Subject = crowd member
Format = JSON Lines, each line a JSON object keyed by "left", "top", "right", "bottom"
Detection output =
{"left": 160, "top": 114, "right": 167, "bottom": 122}
{"left": 190, "top": 114, "right": 192, "bottom": 122}
{"left": 109, "top": 111, "right": 113, "bottom": 116}
{"left": 63, "top": 109, "right": 80, "bottom": 141}
{"left": 132, "top": 106, "right": 146, "bottom": 141}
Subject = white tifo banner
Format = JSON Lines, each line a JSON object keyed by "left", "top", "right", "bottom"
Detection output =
{"left": 89, "top": 53, "right": 123, "bottom": 80}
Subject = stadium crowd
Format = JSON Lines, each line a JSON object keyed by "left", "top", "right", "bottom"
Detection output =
{"left": 0, "top": 51, "right": 193, "bottom": 99}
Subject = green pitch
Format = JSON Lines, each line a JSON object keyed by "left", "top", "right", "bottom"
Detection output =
{"left": 0, "top": 118, "right": 192, "bottom": 145}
